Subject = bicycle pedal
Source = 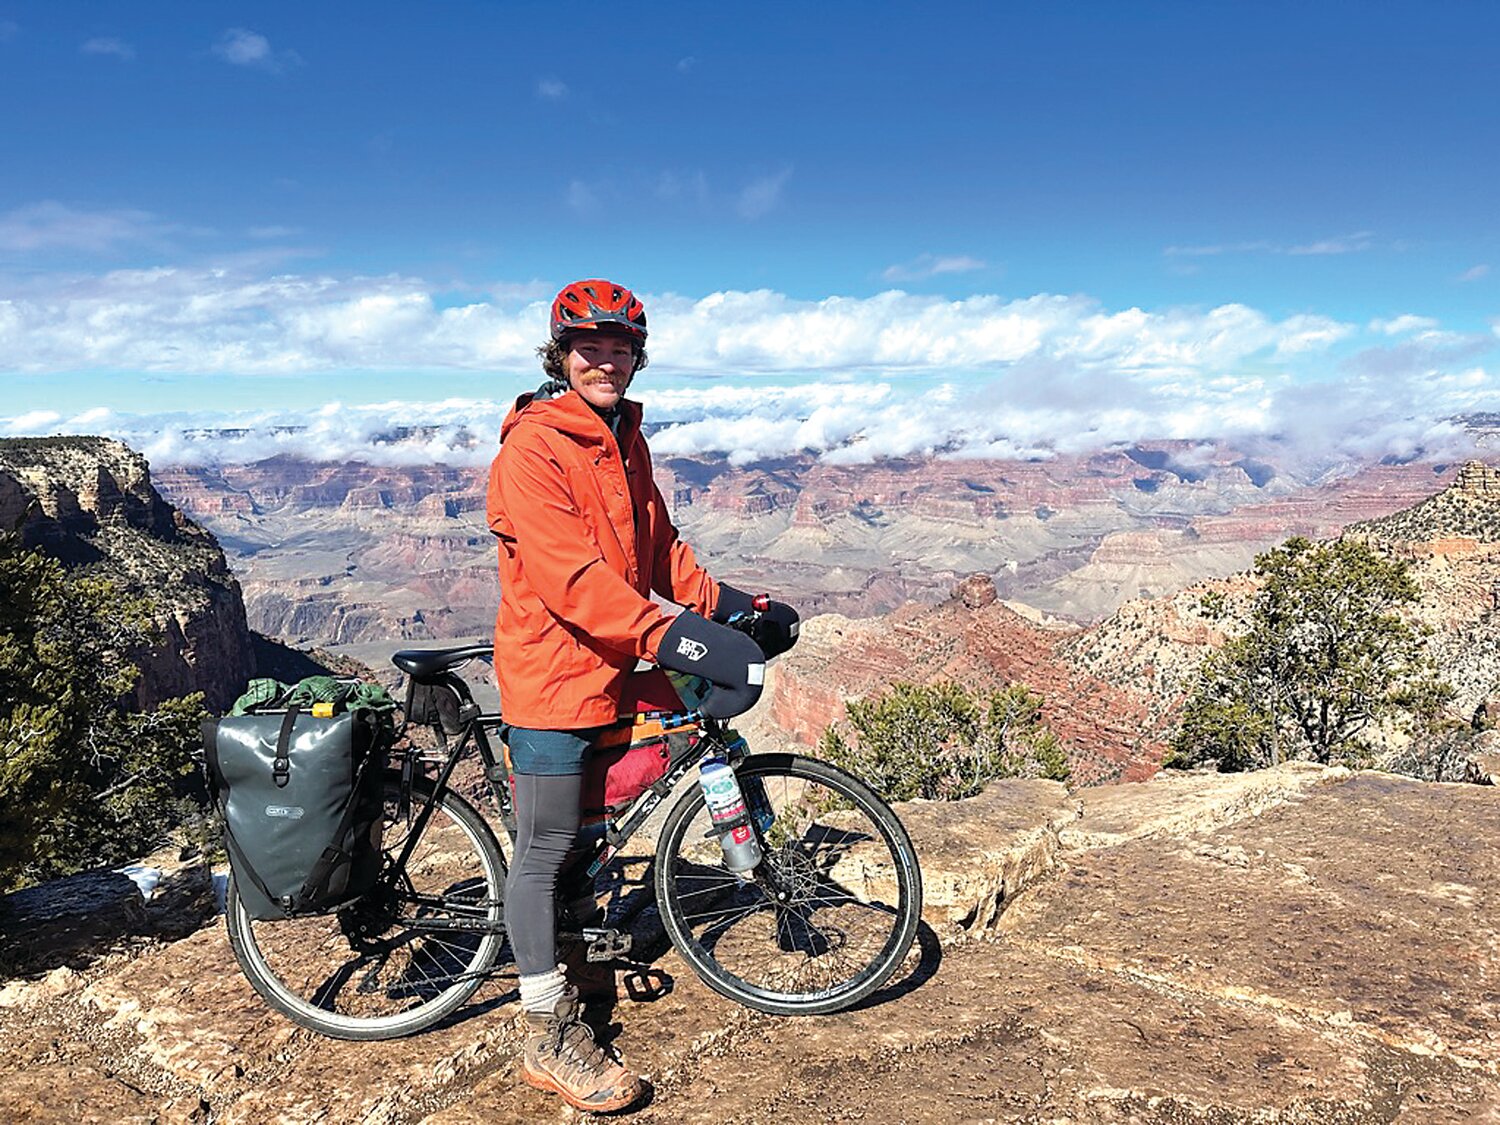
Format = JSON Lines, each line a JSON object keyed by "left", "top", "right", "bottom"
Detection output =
{"left": 581, "top": 927, "right": 632, "bottom": 961}
{"left": 620, "top": 965, "right": 671, "bottom": 1002}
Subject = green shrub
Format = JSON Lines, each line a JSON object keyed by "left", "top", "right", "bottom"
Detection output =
{"left": 819, "top": 680, "right": 1068, "bottom": 803}
{"left": 0, "top": 533, "right": 209, "bottom": 890}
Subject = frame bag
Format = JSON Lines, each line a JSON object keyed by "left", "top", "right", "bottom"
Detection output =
{"left": 204, "top": 705, "right": 390, "bottom": 921}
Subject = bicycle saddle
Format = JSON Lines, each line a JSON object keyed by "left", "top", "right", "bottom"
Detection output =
{"left": 391, "top": 644, "right": 494, "bottom": 678}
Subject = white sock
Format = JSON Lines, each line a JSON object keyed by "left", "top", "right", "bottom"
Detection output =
{"left": 519, "top": 967, "right": 567, "bottom": 1016}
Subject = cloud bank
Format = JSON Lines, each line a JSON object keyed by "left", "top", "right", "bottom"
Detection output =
{"left": 3, "top": 368, "right": 1487, "bottom": 474}
{"left": 0, "top": 265, "right": 1493, "bottom": 470}
{"left": 0, "top": 267, "right": 1371, "bottom": 377}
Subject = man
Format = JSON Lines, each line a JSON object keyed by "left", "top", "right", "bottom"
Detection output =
{"left": 486, "top": 279, "right": 797, "bottom": 1112}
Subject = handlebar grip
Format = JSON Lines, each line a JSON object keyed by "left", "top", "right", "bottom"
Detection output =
{"left": 658, "top": 612, "right": 766, "bottom": 719}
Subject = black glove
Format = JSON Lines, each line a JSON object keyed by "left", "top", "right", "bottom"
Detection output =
{"left": 752, "top": 599, "right": 799, "bottom": 658}
{"left": 657, "top": 611, "right": 765, "bottom": 719}
{"left": 713, "top": 583, "right": 800, "bottom": 659}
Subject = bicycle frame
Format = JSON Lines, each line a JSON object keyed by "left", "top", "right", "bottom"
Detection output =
{"left": 386, "top": 665, "right": 733, "bottom": 940}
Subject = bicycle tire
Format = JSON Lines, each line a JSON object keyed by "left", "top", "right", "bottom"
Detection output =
{"left": 226, "top": 776, "right": 508, "bottom": 1040}
{"left": 654, "top": 752, "right": 922, "bottom": 1016}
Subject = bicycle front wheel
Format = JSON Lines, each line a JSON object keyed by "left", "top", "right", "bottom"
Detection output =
{"left": 226, "top": 777, "right": 508, "bottom": 1040}
{"left": 654, "top": 752, "right": 922, "bottom": 1016}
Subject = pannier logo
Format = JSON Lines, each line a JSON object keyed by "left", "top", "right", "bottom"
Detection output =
{"left": 265, "top": 805, "right": 305, "bottom": 819}
{"left": 676, "top": 637, "right": 708, "bottom": 662}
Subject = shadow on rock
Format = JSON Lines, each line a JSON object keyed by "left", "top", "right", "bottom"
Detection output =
{"left": 0, "top": 863, "right": 218, "bottom": 978}
{"left": 847, "top": 919, "right": 943, "bottom": 1012}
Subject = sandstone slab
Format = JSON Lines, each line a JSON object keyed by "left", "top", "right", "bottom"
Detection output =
{"left": 892, "top": 778, "right": 1073, "bottom": 933}
{"left": 3, "top": 767, "right": 1498, "bottom": 1122}
{"left": 1059, "top": 759, "right": 1351, "bottom": 850}
{"left": 1008, "top": 770, "right": 1500, "bottom": 1075}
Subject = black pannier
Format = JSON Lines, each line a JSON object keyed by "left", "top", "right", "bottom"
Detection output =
{"left": 203, "top": 705, "right": 390, "bottom": 921}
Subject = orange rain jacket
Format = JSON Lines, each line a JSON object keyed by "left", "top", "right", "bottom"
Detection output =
{"left": 486, "top": 389, "right": 722, "bottom": 729}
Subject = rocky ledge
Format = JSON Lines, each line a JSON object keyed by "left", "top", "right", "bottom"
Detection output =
{"left": 1, "top": 763, "right": 1496, "bottom": 1123}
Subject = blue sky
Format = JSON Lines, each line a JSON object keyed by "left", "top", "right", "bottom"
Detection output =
{"left": 1, "top": 2, "right": 1496, "bottom": 462}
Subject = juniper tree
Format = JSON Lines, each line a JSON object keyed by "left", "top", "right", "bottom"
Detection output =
{"left": 1168, "top": 536, "right": 1452, "bottom": 771}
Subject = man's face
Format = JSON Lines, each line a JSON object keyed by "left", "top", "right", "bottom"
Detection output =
{"left": 566, "top": 332, "right": 636, "bottom": 410}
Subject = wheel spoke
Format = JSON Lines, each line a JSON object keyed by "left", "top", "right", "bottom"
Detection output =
{"left": 655, "top": 754, "right": 921, "bottom": 1015}
{"left": 227, "top": 780, "right": 508, "bottom": 1039}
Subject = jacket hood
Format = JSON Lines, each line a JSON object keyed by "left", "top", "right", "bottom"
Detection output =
{"left": 500, "top": 388, "right": 643, "bottom": 445}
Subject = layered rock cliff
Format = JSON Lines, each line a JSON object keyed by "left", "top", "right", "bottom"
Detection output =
{"left": 153, "top": 446, "right": 1460, "bottom": 651}
{"left": 0, "top": 437, "right": 253, "bottom": 712}
{"left": 753, "top": 460, "right": 1500, "bottom": 781}
{"left": 745, "top": 578, "right": 1165, "bottom": 786}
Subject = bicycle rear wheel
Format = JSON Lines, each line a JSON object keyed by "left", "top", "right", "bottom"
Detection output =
{"left": 654, "top": 752, "right": 922, "bottom": 1016}
{"left": 226, "top": 777, "right": 508, "bottom": 1040}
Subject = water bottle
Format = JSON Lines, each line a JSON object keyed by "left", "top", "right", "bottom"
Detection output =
{"left": 716, "top": 733, "right": 774, "bottom": 833}
{"left": 698, "top": 757, "right": 763, "bottom": 873}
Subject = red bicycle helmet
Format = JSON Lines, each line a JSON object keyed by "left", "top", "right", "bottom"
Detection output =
{"left": 550, "top": 279, "right": 648, "bottom": 342}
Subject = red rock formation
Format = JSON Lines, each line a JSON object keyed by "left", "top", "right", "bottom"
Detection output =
{"left": 763, "top": 579, "right": 1168, "bottom": 785}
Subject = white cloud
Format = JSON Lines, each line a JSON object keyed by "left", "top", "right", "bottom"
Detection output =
{"left": 246, "top": 225, "right": 300, "bottom": 240}
{"left": 3, "top": 266, "right": 1490, "bottom": 470}
{"left": 736, "top": 167, "right": 792, "bottom": 220}
{"left": 0, "top": 201, "right": 170, "bottom": 253}
{"left": 1459, "top": 264, "right": 1490, "bottom": 283}
{"left": 1370, "top": 314, "right": 1440, "bottom": 336}
{"left": 1165, "top": 232, "right": 1375, "bottom": 258}
{"left": 0, "top": 271, "right": 1369, "bottom": 379}
{"left": 213, "top": 28, "right": 301, "bottom": 72}
{"left": 882, "top": 254, "right": 987, "bottom": 282}
{"left": 3, "top": 410, "right": 61, "bottom": 434}
{"left": 536, "top": 78, "right": 568, "bottom": 99}
{"left": 1287, "top": 231, "right": 1373, "bottom": 256}
{"left": 81, "top": 37, "right": 135, "bottom": 61}
{"left": 5, "top": 349, "right": 1488, "bottom": 471}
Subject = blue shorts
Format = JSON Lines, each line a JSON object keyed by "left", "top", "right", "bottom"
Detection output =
{"left": 505, "top": 726, "right": 602, "bottom": 776}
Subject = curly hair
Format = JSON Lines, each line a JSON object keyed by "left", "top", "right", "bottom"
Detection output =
{"left": 537, "top": 336, "right": 649, "bottom": 382}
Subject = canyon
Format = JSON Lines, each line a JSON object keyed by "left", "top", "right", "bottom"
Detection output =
{"left": 149, "top": 446, "right": 1499, "bottom": 784}
{"left": 154, "top": 444, "right": 1464, "bottom": 653}
{"left": 4, "top": 440, "right": 1499, "bottom": 1121}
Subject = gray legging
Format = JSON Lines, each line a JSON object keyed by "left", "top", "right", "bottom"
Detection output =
{"left": 506, "top": 770, "right": 595, "bottom": 975}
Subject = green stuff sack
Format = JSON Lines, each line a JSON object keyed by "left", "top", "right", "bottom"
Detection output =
{"left": 204, "top": 678, "right": 393, "bottom": 921}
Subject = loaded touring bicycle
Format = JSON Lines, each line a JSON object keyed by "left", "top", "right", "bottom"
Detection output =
{"left": 217, "top": 604, "right": 924, "bottom": 1040}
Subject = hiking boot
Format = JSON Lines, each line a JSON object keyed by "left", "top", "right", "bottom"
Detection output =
{"left": 522, "top": 988, "right": 641, "bottom": 1113}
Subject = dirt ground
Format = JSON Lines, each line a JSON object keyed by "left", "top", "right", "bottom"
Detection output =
{"left": 2, "top": 765, "right": 1497, "bottom": 1123}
